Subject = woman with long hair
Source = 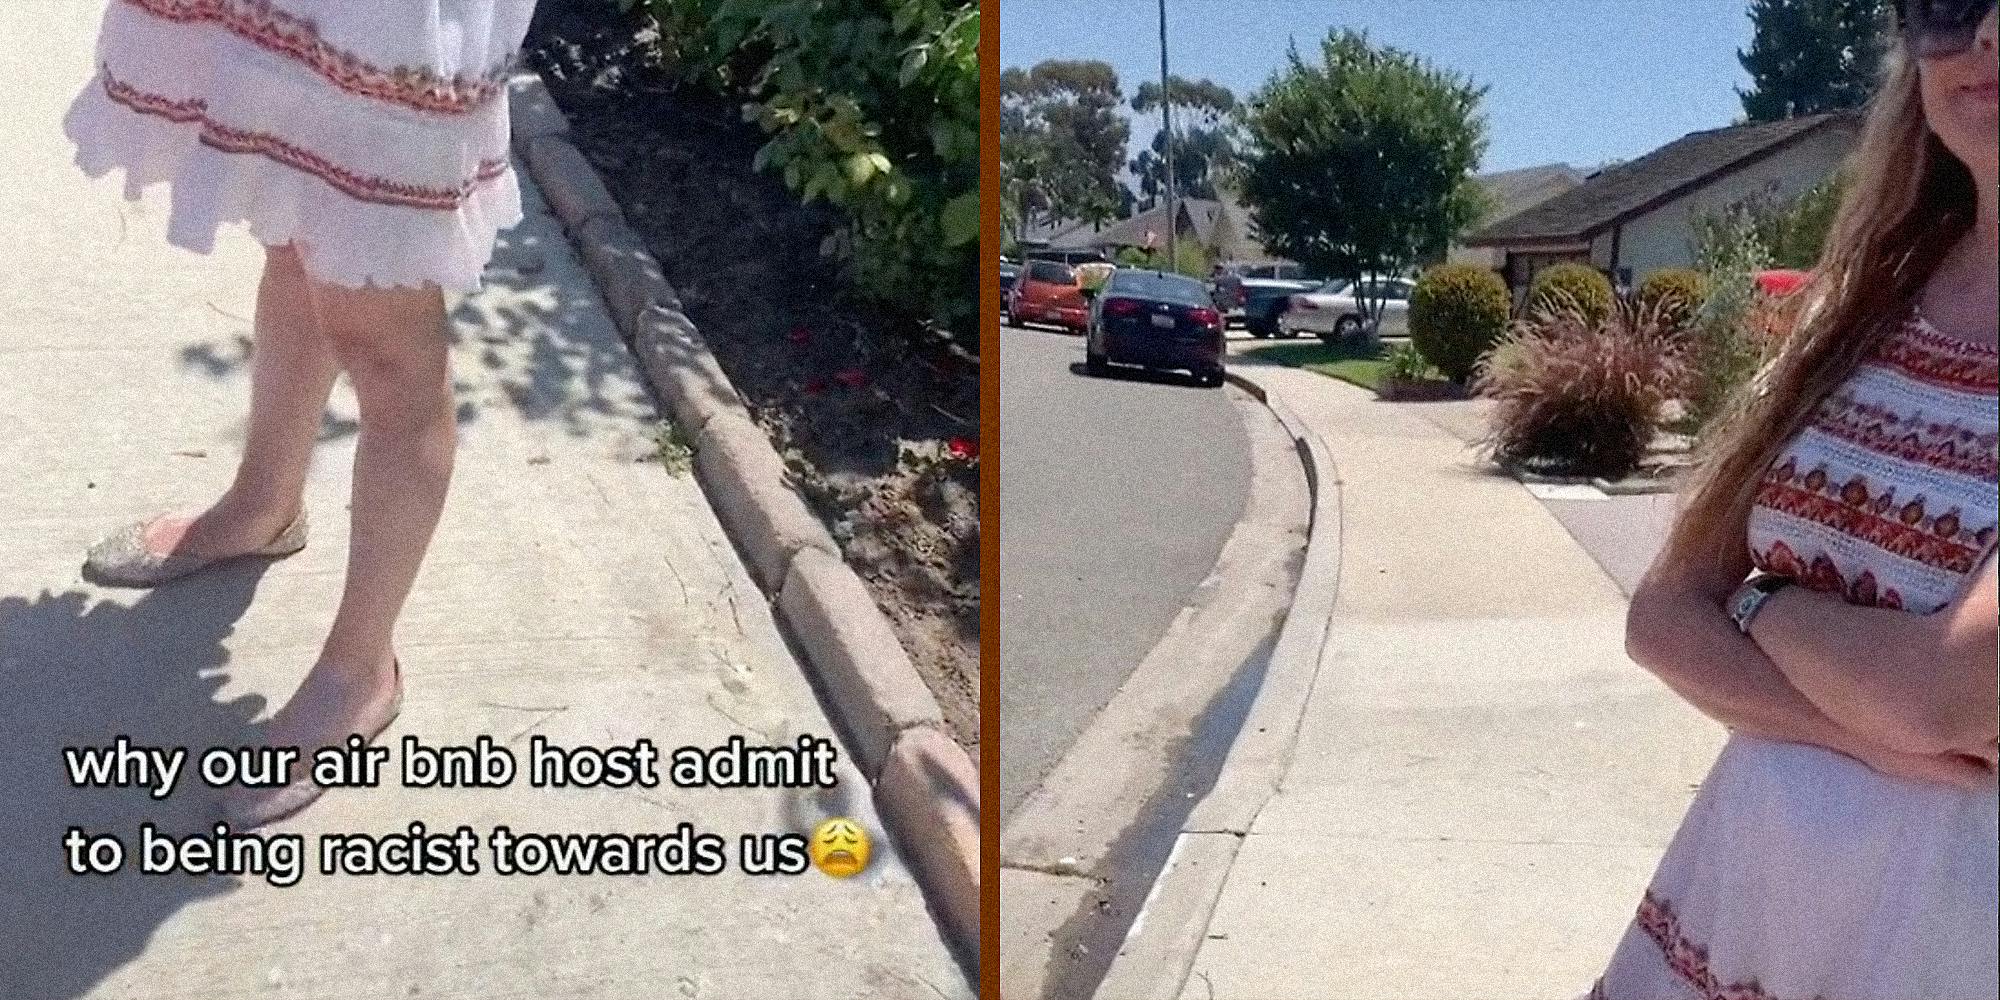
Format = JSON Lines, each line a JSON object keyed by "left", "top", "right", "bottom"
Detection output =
{"left": 63, "top": 0, "right": 538, "bottom": 828}
{"left": 1594, "top": 1, "right": 1997, "bottom": 995}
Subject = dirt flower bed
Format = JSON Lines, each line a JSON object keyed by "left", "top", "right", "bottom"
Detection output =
{"left": 525, "top": 8, "right": 979, "bottom": 752}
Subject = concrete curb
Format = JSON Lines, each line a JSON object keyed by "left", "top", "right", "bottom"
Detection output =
{"left": 1092, "top": 368, "right": 1346, "bottom": 999}
{"left": 507, "top": 72, "right": 980, "bottom": 963}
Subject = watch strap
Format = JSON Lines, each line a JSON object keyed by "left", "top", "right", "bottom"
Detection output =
{"left": 1728, "top": 573, "right": 1791, "bottom": 634}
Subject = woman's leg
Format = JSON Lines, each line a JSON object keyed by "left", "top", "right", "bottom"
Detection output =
{"left": 142, "top": 244, "right": 339, "bottom": 554}
{"left": 260, "top": 275, "right": 455, "bottom": 742}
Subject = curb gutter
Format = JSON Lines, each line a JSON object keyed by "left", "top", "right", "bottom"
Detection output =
{"left": 507, "top": 73, "right": 979, "bottom": 963}
{"left": 1091, "top": 368, "right": 1346, "bottom": 999}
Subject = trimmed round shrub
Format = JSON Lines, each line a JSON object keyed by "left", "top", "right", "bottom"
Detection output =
{"left": 1526, "top": 263, "right": 1613, "bottom": 324}
{"left": 1408, "top": 263, "right": 1512, "bottom": 383}
{"left": 1635, "top": 268, "right": 1708, "bottom": 331}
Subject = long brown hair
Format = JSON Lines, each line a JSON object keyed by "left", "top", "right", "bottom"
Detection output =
{"left": 1663, "top": 40, "right": 1980, "bottom": 573}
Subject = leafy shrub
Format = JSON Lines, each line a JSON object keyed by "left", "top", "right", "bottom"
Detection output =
{"left": 1474, "top": 298, "right": 1690, "bottom": 480}
{"left": 622, "top": 0, "right": 979, "bottom": 352}
{"left": 1409, "top": 263, "right": 1510, "bottom": 383}
{"left": 1688, "top": 207, "right": 1777, "bottom": 432}
{"left": 1635, "top": 268, "right": 1708, "bottom": 332}
{"left": 1382, "top": 342, "right": 1435, "bottom": 380}
{"left": 1526, "top": 263, "right": 1613, "bottom": 325}
{"left": 1112, "top": 241, "right": 1210, "bottom": 277}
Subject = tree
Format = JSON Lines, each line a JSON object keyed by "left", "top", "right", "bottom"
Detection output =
{"left": 1235, "top": 31, "right": 1488, "bottom": 334}
{"left": 1129, "top": 76, "right": 1239, "bottom": 207}
{"left": 999, "top": 61, "right": 1130, "bottom": 234}
{"left": 1737, "top": 0, "right": 1891, "bottom": 122}
{"left": 1130, "top": 127, "right": 1236, "bottom": 206}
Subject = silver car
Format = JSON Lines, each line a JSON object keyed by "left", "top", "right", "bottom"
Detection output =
{"left": 1277, "top": 277, "right": 1416, "bottom": 343}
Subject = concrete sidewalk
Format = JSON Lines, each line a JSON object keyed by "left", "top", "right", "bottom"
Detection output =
{"left": 0, "top": 5, "right": 968, "bottom": 998}
{"left": 1102, "top": 363, "right": 1725, "bottom": 999}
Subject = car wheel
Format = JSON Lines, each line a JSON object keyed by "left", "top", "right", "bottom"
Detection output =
{"left": 1247, "top": 320, "right": 1272, "bottom": 339}
{"left": 1334, "top": 316, "right": 1364, "bottom": 341}
{"left": 1086, "top": 350, "right": 1109, "bottom": 376}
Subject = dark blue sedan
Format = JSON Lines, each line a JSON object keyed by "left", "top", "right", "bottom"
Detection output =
{"left": 1085, "top": 269, "right": 1227, "bottom": 387}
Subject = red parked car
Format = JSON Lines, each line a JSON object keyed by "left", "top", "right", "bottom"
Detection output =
{"left": 1754, "top": 268, "right": 1813, "bottom": 297}
{"left": 1007, "top": 259, "right": 1089, "bottom": 333}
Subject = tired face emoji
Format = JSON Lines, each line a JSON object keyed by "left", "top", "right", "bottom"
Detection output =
{"left": 810, "top": 817, "right": 871, "bottom": 878}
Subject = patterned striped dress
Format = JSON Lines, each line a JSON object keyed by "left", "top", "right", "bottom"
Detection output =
{"left": 1594, "top": 309, "right": 2000, "bottom": 999}
{"left": 62, "top": 0, "right": 538, "bottom": 292}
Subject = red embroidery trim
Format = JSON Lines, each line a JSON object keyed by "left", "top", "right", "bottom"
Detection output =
{"left": 1634, "top": 890, "right": 1832, "bottom": 1000}
{"left": 99, "top": 70, "right": 508, "bottom": 211}
{"left": 1754, "top": 477, "right": 1990, "bottom": 576}
{"left": 1805, "top": 390, "right": 2000, "bottom": 480}
{"left": 118, "top": 0, "right": 510, "bottom": 116}
{"left": 1875, "top": 321, "right": 2000, "bottom": 394}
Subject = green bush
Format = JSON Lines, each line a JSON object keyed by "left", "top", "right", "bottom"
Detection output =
{"left": 623, "top": 0, "right": 979, "bottom": 352}
{"left": 1526, "top": 263, "right": 1613, "bottom": 325}
{"left": 1635, "top": 268, "right": 1708, "bottom": 332}
{"left": 1113, "top": 241, "right": 1210, "bottom": 277}
{"left": 1382, "top": 341, "right": 1439, "bottom": 381}
{"left": 1688, "top": 207, "right": 1776, "bottom": 434}
{"left": 1115, "top": 246, "right": 1153, "bottom": 268}
{"left": 1408, "top": 263, "right": 1511, "bottom": 383}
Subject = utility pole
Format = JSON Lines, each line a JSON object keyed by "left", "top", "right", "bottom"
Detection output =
{"left": 1157, "top": 0, "right": 1176, "bottom": 272}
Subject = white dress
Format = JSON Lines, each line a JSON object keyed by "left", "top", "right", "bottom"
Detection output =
{"left": 63, "top": 0, "right": 539, "bottom": 292}
{"left": 1593, "top": 311, "right": 2000, "bottom": 999}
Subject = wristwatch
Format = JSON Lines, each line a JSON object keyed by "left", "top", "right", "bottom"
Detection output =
{"left": 1727, "top": 573, "right": 1793, "bottom": 635}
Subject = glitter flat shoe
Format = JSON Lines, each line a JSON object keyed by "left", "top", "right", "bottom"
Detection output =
{"left": 83, "top": 509, "right": 308, "bottom": 587}
{"left": 223, "top": 658, "right": 404, "bottom": 831}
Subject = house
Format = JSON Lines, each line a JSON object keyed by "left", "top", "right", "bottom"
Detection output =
{"left": 1460, "top": 112, "right": 1861, "bottom": 296}
{"left": 1445, "top": 163, "right": 1587, "bottom": 270}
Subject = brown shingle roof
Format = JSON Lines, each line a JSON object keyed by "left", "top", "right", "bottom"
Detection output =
{"left": 1464, "top": 112, "right": 1861, "bottom": 246}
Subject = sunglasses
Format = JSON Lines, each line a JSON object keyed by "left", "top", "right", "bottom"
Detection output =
{"left": 1896, "top": 0, "right": 1996, "bottom": 57}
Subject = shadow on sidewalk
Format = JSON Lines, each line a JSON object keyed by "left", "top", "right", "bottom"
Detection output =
{"left": 172, "top": 225, "right": 658, "bottom": 445}
{"left": 0, "top": 564, "right": 272, "bottom": 998}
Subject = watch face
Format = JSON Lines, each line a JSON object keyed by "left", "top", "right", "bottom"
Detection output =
{"left": 1731, "top": 587, "right": 1763, "bottom": 629}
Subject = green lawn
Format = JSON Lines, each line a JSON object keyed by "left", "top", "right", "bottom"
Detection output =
{"left": 1244, "top": 339, "right": 1392, "bottom": 392}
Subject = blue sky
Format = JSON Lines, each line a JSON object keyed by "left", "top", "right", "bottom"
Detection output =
{"left": 998, "top": 0, "right": 1761, "bottom": 174}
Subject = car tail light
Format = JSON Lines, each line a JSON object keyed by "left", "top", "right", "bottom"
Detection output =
{"left": 1290, "top": 295, "right": 1316, "bottom": 310}
{"left": 1104, "top": 298, "right": 1143, "bottom": 317}
{"left": 1190, "top": 307, "right": 1222, "bottom": 329}
{"left": 1235, "top": 287, "right": 1247, "bottom": 305}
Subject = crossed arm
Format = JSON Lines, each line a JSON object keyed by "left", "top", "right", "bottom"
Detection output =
{"left": 1748, "top": 559, "right": 1998, "bottom": 758}
{"left": 1626, "top": 523, "right": 1997, "bottom": 788}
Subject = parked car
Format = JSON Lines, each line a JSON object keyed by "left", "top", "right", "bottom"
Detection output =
{"left": 1023, "top": 248, "right": 1111, "bottom": 268}
{"left": 1000, "top": 261, "right": 1020, "bottom": 296}
{"left": 1238, "top": 278, "right": 1322, "bottom": 337}
{"left": 1208, "top": 264, "right": 1320, "bottom": 326}
{"left": 1074, "top": 261, "right": 1117, "bottom": 295}
{"left": 1277, "top": 277, "right": 1417, "bottom": 343}
{"left": 1754, "top": 268, "right": 1812, "bottom": 296}
{"left": 1086, "top": 269, "right": 1226, "bottom": 387}
{"left": 1008, "top": 259, "right": 1089, "bottom": 332}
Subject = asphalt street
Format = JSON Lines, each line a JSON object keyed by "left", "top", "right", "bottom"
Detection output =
{"left": 997, "top": 322, "right": 1252, "bottom": 820}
